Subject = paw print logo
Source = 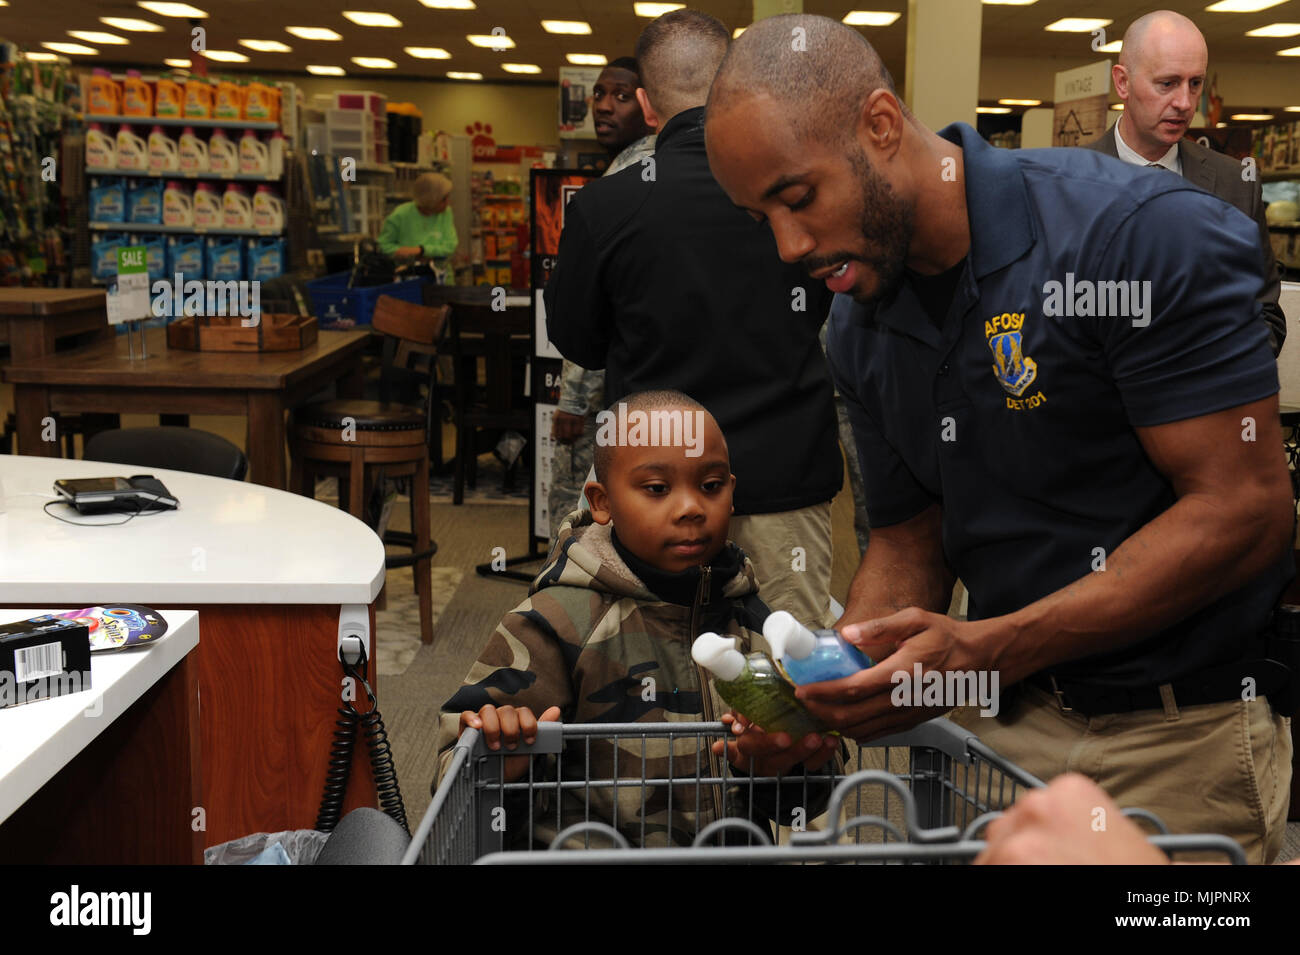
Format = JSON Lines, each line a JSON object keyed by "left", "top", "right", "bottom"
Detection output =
{"left": 466, "top": 121, "right": 496, "bottom": 160}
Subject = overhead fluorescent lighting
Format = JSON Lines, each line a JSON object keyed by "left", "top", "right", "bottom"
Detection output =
{"left": 420, "top": 0, "right": 475, "bottom": 7}
{"left": 468, "top": 34, "right": 515, "bottom": 48}
{"left": 41, "top": 42, "right": 98, "bottom": 55}
{"left": 202, "top": 50, "right": 250, "bottom": 63}
{"left": 976, "top": 106, "right": 1012, "bottom": 114}
{"left": 100, "top": 17, "right": 163, "bottom": 32}
{"left": 447, "top": 71, "right": 483, "bottom": 80}
{"left": 843, "top": 11, "right": 901, "bottom": 27}
{"left": 1245, "top": 23, "right": 1300, "bottom": 37}
{"left": 541, "top": 20, "right": 591, "bottom": 35}
{"left": 733, "top": 27, "right": 746, "bottom": 38}
{"left": 1229, "top": 113, "right": 1274, "bottom": 121}
{"left": 343, "top": 11, "right": 403, "bottom": 28}
{"left": 566, "top": 53, "right": 607, "bottom": 65}
{"left": 998, "top": 98, "right": 1042, "bottom": 106}
{"left": 982, "top": 1, "right": 1038, "bottom": 5}
{"left": 1279, "top": 45, "right": 1300, "bottom": 55}
{"left": 68, "top": 31, "right": 129, "bottom": 45}
{"left": 306, "top": 64, "right": 345, "bottom": 75}
{"left": 25, "top": 52, "right": 60, "bottom": 61}
{"left": 1206, "top": 0, "right": 1285, "bottom": 12}
{"left": 634, "top": 3, "right": 685, "bottom": 17}
{"left": 351, "top": 56, "right": 397, "bottom": 68}
{"left": 287, "top": 26, "right": 342, "bottom": 40}
{"left": 240, "top": 39, "right": 292, "bottom": 52}
{"left": 164, "top": 58, "right": 192, "bottom": 67}
{"left": 1285, "top": 106, "right": 1300, "bottom": 112}
{"left": 1097, "top": 40, "right": 1122, "bottom": 52}
{"left": 405, "top": 47, "right": 451, "bottom": 59}
{"left": 1044, "top": 18, "right": 1112, "bottom": 32}
{"left": 137, "top": 2, "right": 208, "bottom": 17}
{"left": 1110, "top": 103, "right": 1124, "bottom": 110}
{"left": 503, "top": 63, "right": 542, "bottom": 73}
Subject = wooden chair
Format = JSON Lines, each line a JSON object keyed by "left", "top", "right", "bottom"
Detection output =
{"left": 289, "top": 295, "right": 449, "bottom": 644}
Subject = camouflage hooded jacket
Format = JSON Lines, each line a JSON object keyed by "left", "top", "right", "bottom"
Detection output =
{"left": 436, "top": 509, "right": 828, "bottom": 849}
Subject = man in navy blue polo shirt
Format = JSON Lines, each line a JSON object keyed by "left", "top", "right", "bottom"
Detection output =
{"left": 705, "top": 14, "right": 1295, "bottom": 862}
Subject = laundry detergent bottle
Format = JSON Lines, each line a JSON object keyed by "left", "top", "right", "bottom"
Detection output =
{"left": 193, "top": 182, "right": 222, "bottom": 228}
{"left": 763, "top": 611, "right": 873, "bottom": 685}
{"left": 239, "top": 130, "right": 269, "bottom": 175}
{"left": 148, "top": 126, "right": 180, "bottom": 173}
{"left": 115, "top": 125, "right": 148, "bottom": 171}
{"left": 207, "top": 128, "right": 238, "bottom": 174}
{"left": 222, "top": 183, "right": 253, "bottom": 229}
{"left": 86, "top": 123, "right": 118, "bottom": 169}
{"left": 179, "top": 127, "right": 209, "bottom": 173}
{"left": 691, "top": 633, "right": 826, "bottom": 738}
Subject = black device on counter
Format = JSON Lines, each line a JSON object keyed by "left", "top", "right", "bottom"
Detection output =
{"left": 53, "top": 476, "right": 179, "bottom": 515}
{"left": 0, "top": 616, "right": 91, "bottom": 708}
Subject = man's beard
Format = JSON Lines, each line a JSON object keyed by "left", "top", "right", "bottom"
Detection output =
{"left": 845, "top": 143, "right": 913, "bottom": 308}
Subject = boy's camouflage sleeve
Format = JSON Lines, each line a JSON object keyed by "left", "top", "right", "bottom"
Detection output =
{"left": 434, "top": 598, "right": 579, "bottom": 786}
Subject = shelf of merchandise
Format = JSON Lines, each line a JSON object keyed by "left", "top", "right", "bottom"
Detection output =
{"left": 86, "top": 114, "right": 280, "bottom": 131}
{"left": 89, "top": 222, "right": 284, "bottom": 236}
{"left": 89, "top": 167, "right": 280, "bottom": 182}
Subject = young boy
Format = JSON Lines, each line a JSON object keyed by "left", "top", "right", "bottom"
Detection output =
{"left": 436, "top": 389, "right": 838, "bottom": 849}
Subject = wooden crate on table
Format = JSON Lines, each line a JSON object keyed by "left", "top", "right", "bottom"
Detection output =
{"left": 166, "top": 314, "right": 318, "bottom": 352}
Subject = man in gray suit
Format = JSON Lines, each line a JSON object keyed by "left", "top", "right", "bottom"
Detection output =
{"left": 1084, "top": 10, "right": 1285, "bottom": 356}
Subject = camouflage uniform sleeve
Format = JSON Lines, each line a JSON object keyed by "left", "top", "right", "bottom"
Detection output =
{"left": 555, "top": 358, "right": 593, "bottom": 417}
{"left": 434, "top": 601, "right": 578, "bottom": 787}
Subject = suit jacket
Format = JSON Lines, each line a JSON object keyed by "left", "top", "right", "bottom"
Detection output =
{"left": 1084, "top": 124, "right": 1286, "bottom": 357}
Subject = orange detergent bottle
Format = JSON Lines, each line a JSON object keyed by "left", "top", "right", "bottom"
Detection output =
{"left": 214, "top": 78, "right": 245, "bottom": 120}
{"left": 243, "top": 81, "right": 280, "bottom": 122}
{"left": 88, "top": 68, "right": 122, "bottom": 116}
{"left": 183, "top": 77, "right": 212, "bottom": 119}
{"left": 154, "top": 75, "right": 183, "bottom": 118}
{"left": 121, "top": 70, "right": 153, "bottom": 116}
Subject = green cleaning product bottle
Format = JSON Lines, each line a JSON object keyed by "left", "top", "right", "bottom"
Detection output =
{"left": 692, "top": 633, "right": 827, "bottom": 738}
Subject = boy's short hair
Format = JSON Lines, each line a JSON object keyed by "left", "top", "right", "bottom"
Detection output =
{"left": 592, "top": 389, "right": 710, "bottom": 485}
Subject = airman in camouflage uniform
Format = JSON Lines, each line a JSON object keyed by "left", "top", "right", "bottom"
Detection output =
{"left": 438, "top": 507, "right": 833, "bottom": 849}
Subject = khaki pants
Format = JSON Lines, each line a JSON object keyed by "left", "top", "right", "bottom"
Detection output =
{"left": 948, "top": 683, "right": 1293, "bottom": 864}
{"left": 729, "top": 503, "right": 833, "bottom": 628}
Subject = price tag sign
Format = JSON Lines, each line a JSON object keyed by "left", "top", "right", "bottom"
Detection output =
{"left": 106, "top": 246, "right": 150, "bottom": 326}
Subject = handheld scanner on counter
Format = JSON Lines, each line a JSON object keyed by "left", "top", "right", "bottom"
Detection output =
{"left": 763, "top": 610, "right": 873, "bottom": 685}
{"left": 691, "top": 632, "right": 827, "bottom": 738}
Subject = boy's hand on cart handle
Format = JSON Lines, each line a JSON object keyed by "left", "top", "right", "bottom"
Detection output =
{"left": 974, "top": 774, "right": 1168, "bottom": 865}
{"left": 713, "top": 713, "right": 838, "bottom": 775}
{"left": 461, "top": 705, "right": 563, "bottom": 783}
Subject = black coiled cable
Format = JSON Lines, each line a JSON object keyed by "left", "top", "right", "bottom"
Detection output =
{"left": 315, "top": 645, "right": 409, "bottom": 834}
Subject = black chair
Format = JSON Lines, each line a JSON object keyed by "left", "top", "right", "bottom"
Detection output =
{"left": 83, "top": 427, "right": 249, "bottom": 481}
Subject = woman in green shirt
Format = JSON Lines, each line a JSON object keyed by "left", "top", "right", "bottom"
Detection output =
{"left": 378, "top": 173, "right": 458, "bottom": 280}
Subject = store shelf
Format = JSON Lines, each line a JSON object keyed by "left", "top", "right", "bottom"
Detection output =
{"left": 86, "top": 167, "right": 281, "bottom": 183}
{"left": 85, "top": 114, "right": 280, "bottom": 131}
{"left": 89, "top": 222, "right": 284, "bottom": 236}
{"left": 482, "top": 194, "right": 524, "bottom": 201}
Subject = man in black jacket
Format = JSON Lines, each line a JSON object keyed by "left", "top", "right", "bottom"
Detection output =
{"left": 545, "top": 9, "right": 842, "bottom": 627}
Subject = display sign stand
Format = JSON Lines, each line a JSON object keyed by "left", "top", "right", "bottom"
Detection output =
{"left": 105, "top": 246, "right": 151, "bottom": 360}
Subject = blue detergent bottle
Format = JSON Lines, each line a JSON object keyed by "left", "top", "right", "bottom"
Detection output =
{"left": 763, "top": 611, "right": 873, "bottom": 684}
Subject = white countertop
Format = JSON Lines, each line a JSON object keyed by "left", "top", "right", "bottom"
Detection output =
{"left": 0, "top": 456, "right": 384, "bottom": 604}
{"left": 0, "top": 608, "right": 199, "bottom": 824}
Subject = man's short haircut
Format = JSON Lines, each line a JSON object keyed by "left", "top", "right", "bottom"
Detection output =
{"left": 604, "top": 56, "right": 641, "bottom": 78}
{"left": 635, "top": 9, "right": 730, "bottom": 121}
{"left": 592, "top": 389, "right": 711, "bottom": 485}
{"left": 707, "top": 14, "right": 903, "bottom": 146}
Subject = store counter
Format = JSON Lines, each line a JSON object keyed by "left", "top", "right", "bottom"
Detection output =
{"left": 0, "top": 455, "right": 385, "bottom": 849}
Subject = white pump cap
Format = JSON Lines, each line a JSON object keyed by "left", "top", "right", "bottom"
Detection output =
{"left": 763, "top": 610, "right": 818, "bottom": 661}
{"left": 691, "top": 632, "right": 745, "bottom": 681}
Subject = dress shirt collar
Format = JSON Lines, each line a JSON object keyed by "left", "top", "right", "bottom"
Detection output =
{"left": 1114, "top": 121, "right": 1182, "bottom": 175}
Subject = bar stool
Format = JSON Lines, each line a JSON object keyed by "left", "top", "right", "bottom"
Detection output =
{"left": 290, "top": 296, "right": 449, "bottom": 644}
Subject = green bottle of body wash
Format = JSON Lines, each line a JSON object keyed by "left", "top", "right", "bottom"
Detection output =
{"left": 692, "top": 633, "right": 827, "bottom": 738}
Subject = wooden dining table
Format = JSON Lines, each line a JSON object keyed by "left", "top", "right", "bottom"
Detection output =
{"left": 2, "top": 327, "right": 369, "bottom": 488}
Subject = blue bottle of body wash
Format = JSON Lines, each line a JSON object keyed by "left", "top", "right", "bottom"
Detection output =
{"left": 764, "top": 611, "right": 873, "bottom": 684}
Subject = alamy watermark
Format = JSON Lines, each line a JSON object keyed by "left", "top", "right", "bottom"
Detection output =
{"left": 890, "top": 663, "right": 1000, "bottom": 717}
{"left": 1042, "top": 273, "right": 1152, "bottom": 328}
{"left": 150, "top": 275, "right": 262, "bottom": 327}
{"left": 594, "top": 402, "right": 705, "bottom": 457}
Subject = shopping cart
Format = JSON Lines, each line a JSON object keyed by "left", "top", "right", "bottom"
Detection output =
{"left": 401, "top": 718, "right": 1246, "bottom": 864}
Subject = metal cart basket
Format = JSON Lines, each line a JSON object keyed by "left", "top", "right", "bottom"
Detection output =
{"left": 402, "top": 717, "right": 1245, "bottom": 864}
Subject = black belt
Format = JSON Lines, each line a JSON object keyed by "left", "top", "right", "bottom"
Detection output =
{"left": 1026, "top": 658, "right": 1293, "bottom": 717}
